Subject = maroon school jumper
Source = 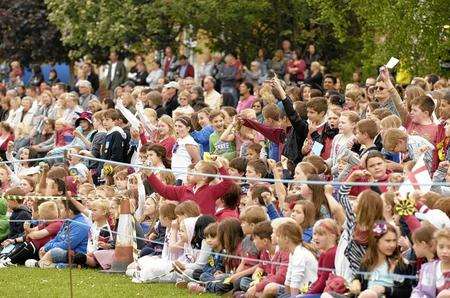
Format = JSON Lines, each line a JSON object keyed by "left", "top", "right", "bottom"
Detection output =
{"left": 307, "top": 246, "right": 337, "bottom": 294}
{"left": 147, "top": 167, "right": 233, "bottom": 215}
{"left": 214, "top": 208, "right": 239, "bottom": 221}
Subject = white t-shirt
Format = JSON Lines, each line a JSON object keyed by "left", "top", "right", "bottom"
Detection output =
{"left": 87, "top": 221, "right": 112, "bottom": 254}
{"left": 171, "top": 135, "right": 199, "bottom": 182}
{"left": 285, "top": 245, "right": 318, "bottom": 291}
{"left": 110, "top": 62, "right": 117, "bottom": 81}
{"left": 204, "top": 89, "right": 222, "bottom": 111}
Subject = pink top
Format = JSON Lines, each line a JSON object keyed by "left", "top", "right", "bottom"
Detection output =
{"left": 236, "top": 95, "right": 256, "bottom": 113}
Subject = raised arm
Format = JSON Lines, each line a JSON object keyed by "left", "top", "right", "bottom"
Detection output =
{"left": 240, "top": 117, "right": 285, "bottom": 144}
{"left": 220, "top": 119, "right": 236, "bottom": 142}
{"left": 207, "top": 159, "right": 234, "bottom": 199}
{"left": 325, "top": 185, "right": 346, "bottom": 226}
{"left": 147, "top": 171, "right": 182, "bottom": 202}
{"left": 134, "top": 174, "right": 146, "bottom": 221}
{"left": 381, "top": 66, "right": 408, "bottom": 124}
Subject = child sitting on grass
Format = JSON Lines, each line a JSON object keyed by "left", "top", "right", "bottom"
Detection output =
{"left": 262, "top": 221, "right": 318, "bottom": 297}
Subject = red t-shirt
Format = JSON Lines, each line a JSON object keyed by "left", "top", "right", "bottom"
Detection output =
{"left": 406, "top": 116, "right": 438, "bottom": 144}
{"left": 158, "top": 136, "right": 176, "bottom": 159}
{"left": 30, "top": 221, "right": 63, "bottom": 249}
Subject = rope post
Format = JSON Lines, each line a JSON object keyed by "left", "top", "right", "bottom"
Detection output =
{"left": 65, "top": 197, "right": 74, "bottom": 298}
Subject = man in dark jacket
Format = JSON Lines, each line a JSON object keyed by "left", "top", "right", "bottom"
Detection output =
{"left": 162, "top": 81, "right": 179, "bottom": 117}
{"left": 1, "top": 188, "right": 32, "bottom": 247}
{"left": 105, "top": 51, "right": 127, "bottom": 93}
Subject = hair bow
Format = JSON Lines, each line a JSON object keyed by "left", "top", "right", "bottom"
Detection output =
{"left": 372, "top": 221, "right": 388, "bottom": 237}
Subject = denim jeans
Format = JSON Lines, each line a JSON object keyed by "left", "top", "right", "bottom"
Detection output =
{"left": 49, "top": 247, "right": 68, "bottom": 263}
{"left": 238, "top": 276, "right": 253, "bottom": 291}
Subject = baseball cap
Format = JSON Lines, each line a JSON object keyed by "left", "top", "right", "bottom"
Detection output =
{"left": 164, "top": 81, "right": 179, "bottom": 90}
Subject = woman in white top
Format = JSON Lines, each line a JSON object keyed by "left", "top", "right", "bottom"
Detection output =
{"left": 172, "top": 90, "right": 195, "bottom": 119}
{"left": 62, "top": 93, "right": 83, "bottom": 126}
{"left": 5, "top": 97, "right": 23, "bottom": 128}
{"left": 146, "top": 61, "right": 164, "bottom": 90}
{"left": 171, "top": 116, "right": 201, "bottom": 183}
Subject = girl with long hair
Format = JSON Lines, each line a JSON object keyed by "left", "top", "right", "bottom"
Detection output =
{"left": 348, "top": 222, "right": 414, "bottom": 298}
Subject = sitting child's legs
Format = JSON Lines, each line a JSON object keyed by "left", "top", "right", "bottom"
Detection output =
{"left": 40, "top": 247, "right": 68, "bottom": 267}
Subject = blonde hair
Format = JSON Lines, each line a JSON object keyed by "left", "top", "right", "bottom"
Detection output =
{"left": 341, "top": 110, "right": 360, "bottom": 124}
{"left": 158, "top": 115, "right": 175, "bottom": 137}
{"left": 271, "top": 217, "right": 296, "bottom": 232}
{"left": 91, "top": 199, "right": 110, "bottom": 217}
{"left": 38, "top": 201, "right": 59, "bottom": 220}
{"left": 345, "top": 89, "right": 363, "bottom": 102}
{"left": 380, "top": 115, "right": 402, "bottom": 130}
{"left": 240, "top": 108, "right": 257, "bottom": 119}
{"left": 95, "top": 185, "right": 115, "bottom": 198}
{"left": 434, "top": 227, "right": 450, "bottom": 243}
{"left": 55, "top": 117, "right": 68, "bottom": 126}
{"left": 313, "top": 218, "right": 341, "bottom": 238}
{"left": 311, "top": 61, "right": 321, "bottom": 70}
{"left": 144, "top": 108, "right": 157, "bottom": 121}
{"left": 383, "top": 128, "right": 408, "bottom": 151}
{"left": 15, "top": 122, "right": 31, "bottom": 138}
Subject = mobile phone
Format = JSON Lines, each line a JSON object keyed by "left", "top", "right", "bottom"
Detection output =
{"left": 386, "top": 57, "right": 399, "bottom": 69}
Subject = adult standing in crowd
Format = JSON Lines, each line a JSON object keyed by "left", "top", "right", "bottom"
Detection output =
{"left": 105, "top": 51, "right": 127, "bottom": 94}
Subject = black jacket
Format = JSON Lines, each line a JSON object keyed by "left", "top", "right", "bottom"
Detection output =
{"left": 280, "top": 96, "right": 308, "bottom": 164}
{"left": 101, "top": 129, "right": 126, "bottom": 162}
{"left": 8, "top": 205, "right": 32, "bottom": 239}
{"left": 356, "top": 261, "right": 414, "bottom": 298}
{"left": 163, "top": 95, "right": 179, "bottom": 117}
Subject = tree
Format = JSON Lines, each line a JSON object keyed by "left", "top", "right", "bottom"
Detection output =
{"left": 308, "top": 0, "right": 450, "bottom": 77}
{"left": 177, "top": 0, "right": 315, "bottom": 63}
{"left": 45, "top": 0, "right": 187, "bottom": 63}
{"left": 0, "top": 0, "right": 69, "bottom": 66}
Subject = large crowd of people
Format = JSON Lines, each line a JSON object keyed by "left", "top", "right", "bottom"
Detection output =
{"left": 0, "top": 41, "right": 449, "bottom": 297}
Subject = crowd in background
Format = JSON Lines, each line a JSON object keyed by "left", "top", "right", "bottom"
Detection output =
{"left": 0, "top": 40, "right": 449, "bottom": 297}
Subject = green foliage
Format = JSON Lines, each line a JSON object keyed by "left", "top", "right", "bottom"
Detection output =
{"left": 42, "top": 0, "right": 448, "bottom": 78}
{"left": 0, "top": 0, "right": 69, "bottom": 66}
{"left": 45, "top": 0, "right": 186, "bottom": 63}
{"left": 186, "top": 0, "right": 315, "bottom": 63}
{"left": 308, "top": 0, "right": 450, "bottom": 77}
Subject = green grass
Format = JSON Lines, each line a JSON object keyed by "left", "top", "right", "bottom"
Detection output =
{"left": 0, "top": 267, "right": 217, "bottom": 297}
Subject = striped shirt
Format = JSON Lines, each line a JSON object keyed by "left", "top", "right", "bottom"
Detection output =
{"left": 337, "top": 185, "right": 368, "bottom": 278}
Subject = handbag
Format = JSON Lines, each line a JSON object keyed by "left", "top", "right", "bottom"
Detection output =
{"left": 324, "top": 273, "right": 348, "bottom": 294}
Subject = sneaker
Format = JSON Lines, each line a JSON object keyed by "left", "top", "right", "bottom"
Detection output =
{"left": 125, "top": 268, "right": 137, "bottom": 277}
{"left": 38, "top": 260, "right": 56, "bottom": 269}
{"left": 25, "top": 259, "right": 39, "bottom": 268}
{"left": 1, "top": 258, "right": 14, "bottom": 267}
{"left": 187, "top": 282, "right": 206, "bottom": 294}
